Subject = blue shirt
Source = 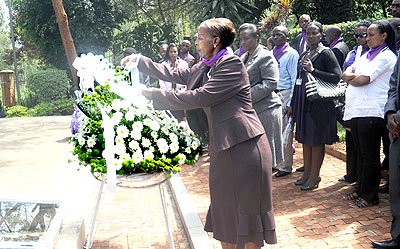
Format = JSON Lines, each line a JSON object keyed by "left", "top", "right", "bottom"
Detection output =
{"left": 276, "top": 46, "right": 299, "bottom": 107}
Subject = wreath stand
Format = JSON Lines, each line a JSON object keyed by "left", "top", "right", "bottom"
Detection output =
{"left": 85, "top": 172, "right": 175, "bottom": 249}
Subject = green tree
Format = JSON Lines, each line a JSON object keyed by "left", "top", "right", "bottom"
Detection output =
{"left": 12, "top": 0, "right": 126, "bottom": 70}
{"left": 185, "top": 0, "right": 257, "bottom": 28}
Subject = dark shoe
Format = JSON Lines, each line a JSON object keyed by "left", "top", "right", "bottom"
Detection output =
{"left": 300, "top": 177, "right": 321, "bottom": 191}
{"left": 275, "top": 170, "right": 291, "bottom": 177}
{"left": 296, "top": 166, "right": 304, "bottom": 172}
{"left": 379, "top": 183, "right": 389, "bottom": 193}
{"left": 294, "top": 179, "right": 305, "bottom": 186}
{"left": 272, "top": 167, "right": 278, "bottom": 173}
{"left": 338, "top": 175, "right": 355, "bottom": 183}
{"left": 350, "top": 198, "right": 379, "bottom": 208}
{"left": 372, "top": 239, "right": 400, "bottom": 248}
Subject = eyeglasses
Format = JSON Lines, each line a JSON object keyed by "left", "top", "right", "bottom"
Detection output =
{"left": 391, "top": 4, "right": 400, "bottom": 8}
{"left": 353, "top": 33, "right": 367, "bottom": 39}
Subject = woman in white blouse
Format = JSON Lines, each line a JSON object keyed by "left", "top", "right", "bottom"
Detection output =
{"left": 159, "top": 43, "right": 188, "bottom": 91}
{"left": 342, "top": 20, "right": 397, "bottom": 208}
{"left": 159, "top": 43, "right": 188, "bottom": 121}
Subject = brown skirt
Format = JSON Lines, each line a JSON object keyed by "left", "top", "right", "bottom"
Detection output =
{"left": 204, "top": 134, "right": 277, "bottom": 248}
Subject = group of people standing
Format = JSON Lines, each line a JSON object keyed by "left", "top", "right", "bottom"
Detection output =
{"left": 119, "top": 2, "right": 400, "bottom": 246}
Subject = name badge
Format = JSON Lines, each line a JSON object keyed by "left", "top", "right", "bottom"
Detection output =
{"left": 296, "top": 78, "right": 302, "bottom": 85}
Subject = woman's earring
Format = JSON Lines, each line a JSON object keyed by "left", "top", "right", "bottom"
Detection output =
{"left": 214, "top": 44, "right": 216, "bottom": 48}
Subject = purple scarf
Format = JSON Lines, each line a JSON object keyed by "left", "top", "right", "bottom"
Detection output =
{"left": 273, "top": 42, "right": 290, "bottom": 62}
{"left": 397, "top": 40, "right": 400, "bottom": 50}
{"left": 329, "top": 37, "right": 343, "bottom": 49}
{"left": 181, "top": 51, "right": 189, "bottom": 60}
{"left": 202, "top": 48, "right": 229, "bottom": 67}
{"left": 238, "top": 46, "right": 247, "bottom": 57}
{"left": 367, "top": 43, "right": 387, "bottom": 61}
{"left": 299, "top": 31, "right": 308, "bottom": 55}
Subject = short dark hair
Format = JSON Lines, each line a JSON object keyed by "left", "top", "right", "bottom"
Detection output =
{"left": 123, "top": 47, "right": 136, "bottom": 57}
{"left": 371, "top": 20, "right": 396, "bottom": 54}
{"left": 306, "top": 21, "right": 324, "bottom": 34}
{"left": 200, "top": 18, "right": 236, "bottom": 49}
{"left": 356, "top": 20, "right": 372, "bottom": 29}
{"left": 238, "top": 23, "right": 260, "bottom": 42}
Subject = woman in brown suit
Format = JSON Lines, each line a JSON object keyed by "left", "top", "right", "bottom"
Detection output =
{"left": 122, "top": 18, "right": 277, "bottom": 249}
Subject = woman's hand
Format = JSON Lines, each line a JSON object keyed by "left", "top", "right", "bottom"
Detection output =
{"left": 142, "top": 88, "right": 153, "bottom": 100}
{"left": 303, "top": 58, "right": 314, "bottom": 73}
{"left": 342, "top": 71, "right": 356, "bottom": 83}
{"left": 121, "top": 54, "right": 139, "bottom": 67}
{"left": 387, "top": 112, "right": 400, "bottom": 138}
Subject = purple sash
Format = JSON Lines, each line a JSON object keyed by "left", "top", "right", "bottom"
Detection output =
{"left": 329, "top": 37, "right": 343, "bottom": 49}
{"left": 273, "top": 43, "right": 290, "bottom": 62}
{"left": 367, "top": 43, "right": 387, "bottom": 61}
{"left": 202, "top": 49, "right": 228, "bottom": 67}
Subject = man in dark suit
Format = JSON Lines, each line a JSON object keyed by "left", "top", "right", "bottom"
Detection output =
{"left": 295, "top": 14, "right": 311, "bottom": 55}
{"left": 372, "top": 56, "right": 400, "bottom": 249}
{"left": 325, "top": 26, "right": 349, "bottom": 70}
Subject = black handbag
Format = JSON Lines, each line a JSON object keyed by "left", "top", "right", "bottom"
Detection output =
{"left": 304, "top": 72, "right": 347, "bottom": 101}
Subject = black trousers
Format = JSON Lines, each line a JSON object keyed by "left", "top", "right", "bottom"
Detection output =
{"left": 390, "top": 138, "right": 400, "bottom": 242}
{"left": 345, "top": 130, "right": 358, "bottom": 182}
{"left": 350, "top": 117, "right": 389, "bottom": 203}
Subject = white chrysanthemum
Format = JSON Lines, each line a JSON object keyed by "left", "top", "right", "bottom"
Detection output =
{"left": 161, "top": 126, "right": 170, "bottom": 135}
{"left": 120, "top": 99, "right": 131, "bottom": 110}
{"left": 87, "top": 136, "right": 96, "bottom": 148}
{"left": 149, "top": 146, "right": 155, "bottom": 152}
{"left": 132, "top": 121, "right": 143, "bottom": 132}
{"left": 151, "top": 131, "right": 158, "bottom": 139}
{"left": 157, "top": 138, "right": 169, "bottom": 154}
{"left": 112, "top": 99, "right": 122, "bottom": 111}
{"left": 120, "top": 153, "right": 131, "bottom": 162}
{"left": 130, "top": 129, "right": 142, "bottom": 140}
{"left": 161, "top": 154, "right": 166, "bottom": 160}
{"left": 115, "top": 143, "right": 126, "bottom": 155}
{"left": 115, "top": 136, "right": 124, "bottom": 144}
{"left": 129, "top": 140, "right": 140, "bottom": 150}
{"left": 169, "top": 133, "right": 178, "bottom": 143}
{"left": 111, "top": 112, "right": 123, "bottom": 125}
{"left": 179, "top": 121, "right": 190, "bottom": 131}
{"left": 141, "top": 138, "right": 151, "bottom": 148}
{"left": 195, "top": 154, "right": 200, "bottom": 161}
{"left": 114, "top": 158, "right": 123, "bottom": 171}
{"left": 77, "top": 135, "right": 85, "bottom": 146}
{"left": 143, "top": 118, "right": 152, "bottom": 126}
{"left": 132, "top": 150, "right": 143, "bottom": 164}
{"left": 116, "top": 125, "right": 129, "bottom": 138}
{"left": 191, "top": 139, "right": 200, "bottom": 150}
{"left": 143, "top": 150, "right": 154, "bottom": 160}
{"left": 185, "top": 147, "right": 191, "bottom": 154}
{"left": 149, "top": 120, "right": 160, "bottom": 131}
{"left": 177, "top": 153, "right": 186, "bottom": 165}
{"left": 169, "top": 142, "right": 179, "bottom": 154}
{"left": 125, "top": 109, "right": 136, "bottom": 121}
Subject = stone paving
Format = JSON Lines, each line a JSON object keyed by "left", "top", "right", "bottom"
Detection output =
{"left": 180, "top": 143, "right": 392, "bottom": 249}
{"left": 90, "top": 178, "right": 191, "bottom": 249}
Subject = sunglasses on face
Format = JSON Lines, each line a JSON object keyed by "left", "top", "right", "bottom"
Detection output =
{"left": 391, "top": 4, "right": 400, "bottom": 8}
{"left": 353, "top": 33, "right": 367, "bottom": 38}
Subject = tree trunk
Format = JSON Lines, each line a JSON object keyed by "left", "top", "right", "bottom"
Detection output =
{"left": 51, "top": 0, "right": 79, "bottom": 88}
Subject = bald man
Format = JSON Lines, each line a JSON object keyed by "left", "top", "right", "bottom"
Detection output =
{"left": 180, "top": 40, "right": 195, "bottom": 67}
{"left": 326, "top": 26, "right": 349, "bottom": 69}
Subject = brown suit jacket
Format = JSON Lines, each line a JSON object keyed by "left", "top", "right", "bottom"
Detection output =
{"left": 138, "top": 54, "right": 265, "bottom": 153}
